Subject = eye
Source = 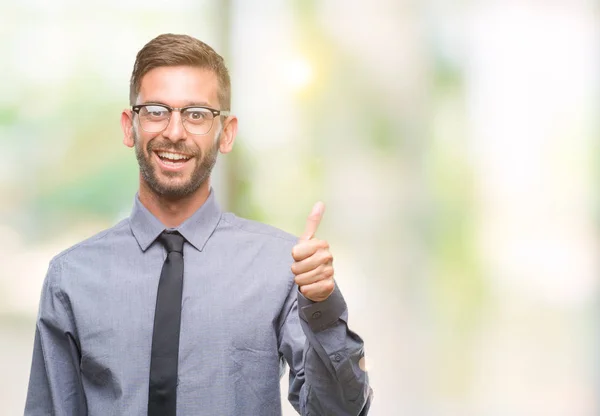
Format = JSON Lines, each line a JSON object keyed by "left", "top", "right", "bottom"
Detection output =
{"left": 142, "top": 105, "right": 169, "bottom": 118}
{"left": 184, "top": 108, "right": 211, "bottom": 122}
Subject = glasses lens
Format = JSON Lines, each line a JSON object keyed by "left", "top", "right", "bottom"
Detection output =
{"left": 182, "top": 108, "right": 214, "bottom": 135}
{"left": 139, "top": 105, "right": 170, "bottom": 132}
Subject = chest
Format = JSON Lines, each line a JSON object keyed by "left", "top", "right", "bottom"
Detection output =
{"left": 70, "top": 247, "right": 292, "bottom": 380}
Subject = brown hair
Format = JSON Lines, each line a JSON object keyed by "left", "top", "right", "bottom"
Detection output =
{"left": 129, "top": 33, "right": 231, "bottom": 110}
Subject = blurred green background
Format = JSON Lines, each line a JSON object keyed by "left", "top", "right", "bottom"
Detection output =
{"left": 1, "top": 1, "right": 599, "bottom": 415}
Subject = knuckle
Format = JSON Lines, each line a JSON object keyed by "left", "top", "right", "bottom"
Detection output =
{"left": 321, "top": 250, "right": 333, "bottom": 263}
{"left": 306, "top": 240, "right": 318, "bottom": 251}
{"left": 291, "top": 246, "right": 300, "bottom": 259}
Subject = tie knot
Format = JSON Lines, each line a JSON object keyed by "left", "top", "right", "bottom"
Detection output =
{"left": 158, "top": 231, "right": 185, "bottom": 254}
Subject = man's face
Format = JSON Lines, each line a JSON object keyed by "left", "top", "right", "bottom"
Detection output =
{"left": 124, "top": 66, "right": 228, "bottom": 200}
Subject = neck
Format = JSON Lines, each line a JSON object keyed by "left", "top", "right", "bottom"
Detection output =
{"left": 138, "top": 177, "right": 211, "bottom": 228}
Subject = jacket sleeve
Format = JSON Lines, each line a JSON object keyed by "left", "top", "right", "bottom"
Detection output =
{"left": 24, "top": 260, "right": 87, "bottom": 415}
{"left": 278, "top": 280, "right": 373, "bottom": 415}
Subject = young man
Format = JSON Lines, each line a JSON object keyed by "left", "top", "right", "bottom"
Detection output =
{"left": 25, "top": 33, "right": 372, "bottom": 415}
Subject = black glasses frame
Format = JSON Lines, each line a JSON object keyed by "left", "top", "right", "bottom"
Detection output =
{"left": 131, "top": 103, "right": 231, "bottom": 135}
{"left": 131, "top": 104, "right": 230, "bottom": 118}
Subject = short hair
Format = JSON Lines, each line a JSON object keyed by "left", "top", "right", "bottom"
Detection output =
{"left": 129, "top": 33, "right": 231, "bottom": 110}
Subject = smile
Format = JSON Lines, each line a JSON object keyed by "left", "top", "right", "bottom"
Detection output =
{"left": 153, "top": 151, "right": 193, "bottom": 171}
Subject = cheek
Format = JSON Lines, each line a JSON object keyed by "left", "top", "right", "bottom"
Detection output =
{"left": 192, "top": 138, "right": 212, "bottom": 155}
{"left": 134, "top": 131, "right": 157, "bottom": 152}
{"left": 212, "top": 123, "right": 223, "bottom": 143}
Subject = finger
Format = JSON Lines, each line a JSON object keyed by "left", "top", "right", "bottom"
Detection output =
{"left": 300, "top": 201, "right": 325, "bottom": 241}
{"left": 299, "top": 279, "right": 335, "bottom": 302}
{"left": 291, "top": 248, "right": 333, "bottom": 275}
{"left": 292, "top": 239, "right": 328, "bottom": 262}
{"left": 294, "top": 264, "right": 334, "bottom": 286}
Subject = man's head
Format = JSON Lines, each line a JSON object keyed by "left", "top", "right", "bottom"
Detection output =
{"left": 121, "top": 34, "right": 237, "bottom": 200}
{"left": 129, "top": 33, "right": 231, "bottom": 110}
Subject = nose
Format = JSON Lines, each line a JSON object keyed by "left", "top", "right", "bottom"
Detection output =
{"left": 162, "top": 110, "right": 187, "bottom": 142}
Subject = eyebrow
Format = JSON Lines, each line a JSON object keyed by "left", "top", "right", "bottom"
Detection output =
{"left": 140, "top": 100, "right": 213, "bottom": 107}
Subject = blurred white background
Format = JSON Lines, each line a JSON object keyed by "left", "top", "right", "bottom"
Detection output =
{"left": 1, "top": 0, "right": 599, "bottom": 415}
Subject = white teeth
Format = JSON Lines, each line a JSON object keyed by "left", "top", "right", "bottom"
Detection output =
{"left": 157, "top": 152, "right": 191, "bottom": 161}
{"left": 162, "top": 160, "right": 180, "bottom": 167}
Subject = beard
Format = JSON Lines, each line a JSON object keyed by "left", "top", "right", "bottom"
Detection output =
{"left": 134, "top": 130, "right": 220, "bottom": 200}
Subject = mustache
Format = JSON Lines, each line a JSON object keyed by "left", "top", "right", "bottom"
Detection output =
{"left": 146, "top": 139, "right": 199, "bottom": 157}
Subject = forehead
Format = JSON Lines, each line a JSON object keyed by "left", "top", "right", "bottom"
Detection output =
{"left": 137, "top": 65, "right": 219, "bottom": 107}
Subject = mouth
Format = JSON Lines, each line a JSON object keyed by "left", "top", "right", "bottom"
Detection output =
{"left": 153, "top": 150, "right": 193, "bottom": 171}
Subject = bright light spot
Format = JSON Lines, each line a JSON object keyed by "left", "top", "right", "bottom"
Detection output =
{"left": 359, "top": 357, "right": 368, "bottom": 372}
{"left": 283, "top": 57, "right": 314, "bottom": 90}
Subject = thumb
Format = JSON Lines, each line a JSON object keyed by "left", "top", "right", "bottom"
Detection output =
{"left": 300, "top": 201, "right": 325, "bottom": 240}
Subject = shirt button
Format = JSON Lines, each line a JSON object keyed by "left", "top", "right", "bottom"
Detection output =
{"left": 311, "top": 311, "right": 322, "bottom": 319}
{"left": 333, "top": 353, "right": 342, "bottom": 362}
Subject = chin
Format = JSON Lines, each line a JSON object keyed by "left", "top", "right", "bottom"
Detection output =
{"left": 152, "top": 177, "right": 208, "bottom": 200}
{"left": 140, "top": 157, "right": 213, "bottom": 200}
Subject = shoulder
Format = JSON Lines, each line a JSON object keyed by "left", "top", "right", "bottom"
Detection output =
{"left": 219, "top": 212, "right": 298, "bottom": 244}
{"left": 217, "top": 213, "right": 298, "bottom": 285}
{"left": 49, "top": 219, "right": 131, "bottom": 269}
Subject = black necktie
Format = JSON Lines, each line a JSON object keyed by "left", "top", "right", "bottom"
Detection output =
{"left": 148, "top": 231, "right": 185, "bottom": 416}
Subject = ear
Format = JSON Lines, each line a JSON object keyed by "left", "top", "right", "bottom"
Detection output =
{"left": 121, "top": 109, "right": 135, "bottom": 148}
{"left": 218, "top": 116, "right": 238, "bottom": 154}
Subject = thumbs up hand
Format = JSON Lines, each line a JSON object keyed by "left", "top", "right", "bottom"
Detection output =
{"left": 291, "top": 202, "right": 335, "bottom": 302}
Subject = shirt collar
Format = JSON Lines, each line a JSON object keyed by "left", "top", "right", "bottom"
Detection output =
{"left": 129, "top": 189, "right": 222, "bottom": 252}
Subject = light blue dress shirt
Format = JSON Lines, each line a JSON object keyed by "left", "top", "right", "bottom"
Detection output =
{"left": 25, "top": 190, "right": 372, "bottom": 415}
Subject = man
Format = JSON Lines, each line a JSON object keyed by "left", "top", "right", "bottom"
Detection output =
{"left": 25, "top": 33, "right": 372, "bottom": 415}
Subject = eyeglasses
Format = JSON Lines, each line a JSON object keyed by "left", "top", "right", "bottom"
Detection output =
{"left": 132, "top": 103, "right": 231, "bottom": 135}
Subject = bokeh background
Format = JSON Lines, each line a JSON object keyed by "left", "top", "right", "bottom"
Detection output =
{"left": 1, "top": 0, "right": 599, "bottom": 415}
